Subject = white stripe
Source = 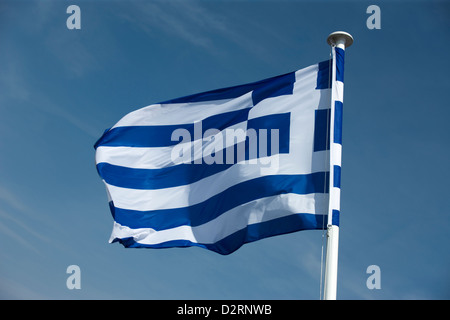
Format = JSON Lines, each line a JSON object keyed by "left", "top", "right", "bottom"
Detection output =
{"left": 332, "top": 143, "right": 342, "bottom": 167}
{"left": 112, "top": 94, "right": 251, "bottom": 128}
{"left": 96, "top": 145, "right": 174, "bottom": 169}
{"left": 334, "top": 81, "right": 344, "bottom": 103}
{"left": 330, "top": 187, "right": 340, "bottom": 211}
{"left": 109, "top": 193, "right": 328, "bottom": 245}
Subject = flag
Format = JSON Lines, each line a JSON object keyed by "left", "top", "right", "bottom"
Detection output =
{"left": 94, "top": 53, "right": 343, "bottom": 255}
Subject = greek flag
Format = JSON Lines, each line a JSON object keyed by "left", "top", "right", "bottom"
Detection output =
{"left": 94, "top": 50, "right": 344, "bottom": 255}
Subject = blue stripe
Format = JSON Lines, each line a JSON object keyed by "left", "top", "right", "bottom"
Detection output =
{"left": 98, "top": 162, "right": 234, "bottom": 190}
{"left": 316, "top": 60, "right": 332, "bottom": 89}
{"left": 313, "top": 109, "right": 330, "bottom": 152}
{"left": 251, "top": 72, "right": 295, "bottom": 105}
{"left": 332, "top": 209, "right": 339, "bottom": 226}
{"left": 247, "top": 112, "right": 290, "bottom": 155}
{"left": 108, "top": 201, "right": 116, "bottom": 220}
{"left": 335, "top": 47, "right": 345, "bottom": 82}
{"left": 110, "top": 172, "right": 329, "bottom": 230}
{"left": 333, "top": 165, "right": 341, "bottom": 188}
{"left": 112, "top": 212, "right": 327, "bottom": 255}
{"left": 160, "top": 71, "right": 295, "bottom": 106}
{"left": 334, "top": 101, "right": 343, "bottom": 145}
{"left": 94, "top": 108, "right": 251, "bottom": 149}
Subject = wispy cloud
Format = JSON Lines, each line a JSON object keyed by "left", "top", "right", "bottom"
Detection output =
{"left": 116, "top": 1, "right": 225, "bottom": 49}
{"left": 0, "top": 42, "right": 98, "bottom": 139}
{"left": 0, "top": 275, "right": 49, "bottom": 299}
{"left": 0, "top": 185, "right": 30, "bottom": 214}
{"left": 36, "top": 95, "right": 100, "bottom": 139}
{"left": 0, "top": 186, "right": 49, "bottom": 254}
{"left": 114, "top": 1, "right": 286, "bottom": 61}
{"left": 0, "top": 212, "right": 42, "bottom": 255}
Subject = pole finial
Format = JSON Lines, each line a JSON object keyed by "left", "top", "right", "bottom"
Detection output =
{"left": 327, "top": 31, "right": 354, "bottom": 48}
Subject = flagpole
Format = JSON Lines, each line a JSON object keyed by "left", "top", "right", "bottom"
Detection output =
{"left": 323, "top": 31, "right": 353, "bottom": 300}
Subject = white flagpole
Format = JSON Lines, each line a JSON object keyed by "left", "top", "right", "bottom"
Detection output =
{"left": 323, "top": 31, "right": 353, "bottom": 300}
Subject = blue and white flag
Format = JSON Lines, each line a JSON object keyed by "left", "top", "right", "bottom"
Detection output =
{"left": 94, "top": 50, "right": 345, "bottom": 255}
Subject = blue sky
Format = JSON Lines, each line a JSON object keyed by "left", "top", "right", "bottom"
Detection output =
{"left": 0, "top": 0, "right": 449, "bottom": 299}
